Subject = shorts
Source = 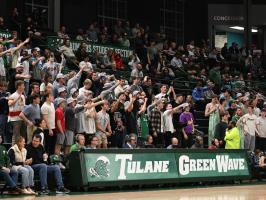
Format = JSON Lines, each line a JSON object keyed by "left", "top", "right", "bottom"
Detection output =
{"left": 56, "top": 130, "right": 74, "bottom": 146}
{"left": 96, "top": 133, "right": 108, "bottom": 145}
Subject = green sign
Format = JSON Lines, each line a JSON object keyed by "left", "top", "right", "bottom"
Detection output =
{"left": 83, "top": 151, "right": 249, "bottom": 183}
{"left": 47, "top": 36, "right": 133, "bottom": 59}
{"left": 177, "top": 152, "right": 249, "bottom": 178}
{"left": 0, "top": 30, "right": 12, "bottom": 39}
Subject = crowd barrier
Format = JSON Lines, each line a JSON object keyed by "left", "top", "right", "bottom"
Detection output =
{"left": 68, "top": 149, "right": 250, "bottom": 188}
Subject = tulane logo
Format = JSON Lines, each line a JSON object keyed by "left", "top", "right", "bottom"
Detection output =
{"left": 89, "top": 156, "right": 110, "bottom": 178}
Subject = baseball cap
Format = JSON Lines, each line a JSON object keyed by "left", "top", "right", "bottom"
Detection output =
{"left": 67, "top": 97, "right": 76, "bottom": 105}
{"left": 57, "top": 97, "right": 66, "bottom": 105}
{"left": 56, "top": 73, "right": 64, "bottom": 79}
{"left": 58, "top": 87, "right": 66, "bottom": 94}
{"left": 132, "top": 90, "right": 140, "bottom": 96}
{"left": 77, "top": 94, "right": 86, "bottom": 104}
{"left": 34, "top": 47, "right": 40, "bottom": 52}
{"left": 70, "top": 88, "right": 78, "bottom": 96}
{"left": 236, "top": 93, "right": 242, "bottom": 98}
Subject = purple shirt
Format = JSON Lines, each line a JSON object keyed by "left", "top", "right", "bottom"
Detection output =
{"left": 179, "top": 112, "right": 194, "bottom": 134}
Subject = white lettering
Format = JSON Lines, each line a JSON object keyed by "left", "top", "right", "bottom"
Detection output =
{"left": 154, "top": 161, "right": 162, "bottom": 173}
{"left": 203, "top": 159, "right": 209, "bottom": 171}
{"left": 136, "top": 161, "right": 144, "bottom": 173}
{"left": 216, "top": 155, "right": 229, "bottom": 172}
{"left": 197, "top": 159, "right": 203, "bottom": 171}
{"left": 179, "top": 155, "right": 189, "bottom": 175}
{"left": 190, "top": 159, "right": 196, "bottom": 172}
{"left": 162, "top": 161, "right": 169, "bottom": 172}
{"left": 115, "top": 154, "right": 132, "bottom": 180}
{"left": 144, "top": 161, "right": 154, "bottom": 173}
{"left": 209, "top": 159, "right": 216, "bottom": 171}
{"left": 239, "top": 159, "right": 245, "bottom": 170}
{"left": 127, "top": 161, "right": 136, "bottom": 174}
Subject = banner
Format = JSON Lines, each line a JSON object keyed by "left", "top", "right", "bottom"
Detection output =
{"left": 47, "top": 36, "right": 133, "bottom": 59}
{"left": 83, "top": 150, "right": 249, "bottom": 183}
{"left": 0, "top": 30, "right": 12, "bottom": 39}
{"left": 177, "top": 152, "right": 249, "bottom": 178}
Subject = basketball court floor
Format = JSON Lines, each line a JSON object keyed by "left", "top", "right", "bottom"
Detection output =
{"left": 2, "top": 184, "right": 266, "bottom": 200}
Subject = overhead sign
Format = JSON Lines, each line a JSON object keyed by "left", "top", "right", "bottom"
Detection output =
{"left": 47, "top": 36, "right": 133, "bottom": 59}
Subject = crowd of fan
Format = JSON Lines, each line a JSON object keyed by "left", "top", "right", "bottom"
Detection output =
{"left": 0, "top": 13, "right": 266, "bottom": 195}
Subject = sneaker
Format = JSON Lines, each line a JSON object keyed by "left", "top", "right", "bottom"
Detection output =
{"left": 56, "top": 187, "right": 70, "bottom": 194}
{"left": 27, "top": 188, "right": 37, "bottom": 195}
{"left": 39, "top": 188, "right": 49, "bottom": 195}
{"left": 58, "top": 162, "right": 66, "bottom": 170}
{"left": 22, "top": 188, "right": 32, "bottom": 195}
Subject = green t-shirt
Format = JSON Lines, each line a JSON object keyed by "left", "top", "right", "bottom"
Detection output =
{"left": 70, "top": 144, "right": 83, "bottom": 153}
{"left": 140, "top": 114, "right": 149, "bottom": 138}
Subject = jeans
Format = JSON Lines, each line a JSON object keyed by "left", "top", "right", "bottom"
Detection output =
{"left": 31, "top": 163, "right": 64, "bottom": 189}
{"left": 0, "top": 168, "right": 18, "bottom": 188}
{"left": 17, "top": 165, "right": 34, "bottom": 188}
{"left": 0, "top": 114, "right": 7, "bottom": 141}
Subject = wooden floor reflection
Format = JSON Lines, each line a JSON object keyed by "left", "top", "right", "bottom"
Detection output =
{"left": 6, "top": 185, "right": 266, "bottom": 200}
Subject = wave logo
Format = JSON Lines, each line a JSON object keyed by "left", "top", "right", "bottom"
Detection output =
{"left": 89, "top": 156, "right": 110, "bottom": 178}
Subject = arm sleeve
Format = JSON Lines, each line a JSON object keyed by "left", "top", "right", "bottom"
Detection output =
{"left": 41, "top": 106, "right": 48, "bottom": 115}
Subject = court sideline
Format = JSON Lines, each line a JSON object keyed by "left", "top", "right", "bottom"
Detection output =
{"left": 2, "top": 184, "right": 266, "bottom": 200}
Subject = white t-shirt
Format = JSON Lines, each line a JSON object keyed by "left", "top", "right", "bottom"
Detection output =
{"left": 41, "top": 102, "right": 55, "bottom": 129}
{"left": 163, "top": 110, "right": 174, "bottom": 133}
{"left": 155, "top": 93, "right": 168, "bottom": 100}
{"left": 40, "top": 83, "right": 53, "bottom": 93}
{"left": 22, "top": 60, "right": 30, "bottom": 82}
{"left": 241, "top": 114, "right": 258, "bottom": 136}
{"left": 256, "top": 116, "right": 266, "bottom": 138}
{"left": 79, "top": 87, "right": 90, "bottom": 97}
{"left": 114, "top": 85, "right": 124, "bottom": 98}
{"left": 254, "top": 107, "right": 261, "bottom": 117}
{"left": 84, "top": 107, "right": 96, "bottom": 134}
{"left": 8, "top": 92, "right": 25, "bottom": 122}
